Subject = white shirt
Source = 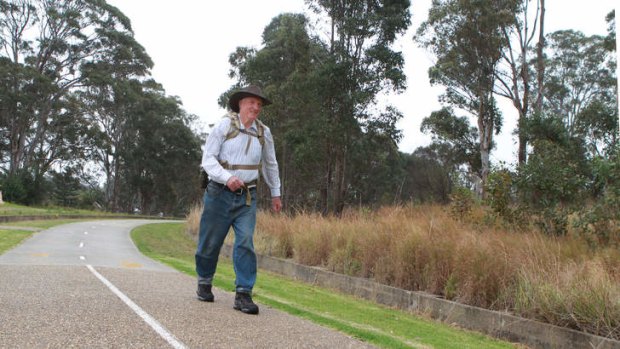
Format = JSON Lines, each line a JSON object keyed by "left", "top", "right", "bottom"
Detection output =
{"left": 201, "top": 115, "right": 281, "bottom": 197}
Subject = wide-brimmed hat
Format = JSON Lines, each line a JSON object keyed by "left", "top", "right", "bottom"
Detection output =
{"left": 228, "top": 85, "right": 272, "bottom": 113}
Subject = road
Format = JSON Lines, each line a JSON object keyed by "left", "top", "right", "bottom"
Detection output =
{"left": 0, "top": 220, "right": 375, "bottom": 348}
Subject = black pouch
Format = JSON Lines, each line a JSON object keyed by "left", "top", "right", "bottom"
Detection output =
{"left": 200, "top": 169, "right": 209, "bottom": 189}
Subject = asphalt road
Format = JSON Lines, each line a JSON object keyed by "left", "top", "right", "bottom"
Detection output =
{"left": 0, "top": 220, "right": 375, "bottom": 348}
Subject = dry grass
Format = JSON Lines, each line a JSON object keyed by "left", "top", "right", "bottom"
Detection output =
{"left": 186, "top": 203, "right": 620, "bottom": 340}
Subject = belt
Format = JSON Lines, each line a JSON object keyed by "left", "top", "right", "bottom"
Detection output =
{"left": 209, "top": 180, "right": 257, "bottom": 206}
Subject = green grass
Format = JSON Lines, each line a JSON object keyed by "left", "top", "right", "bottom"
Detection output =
{"left": 0, "top": 201, "right": 133, "bottom": 216}
{"left": 0, "top": 229, "right": 34, "bottom": 254}
{"left": 0, "top": 202, "right": 126, "bottom": 217}
{"left": 131, "top": 222, "right": 518, "bottom": 349}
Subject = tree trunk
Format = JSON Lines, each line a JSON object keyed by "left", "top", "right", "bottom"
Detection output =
{"left": 535, "top": 0, "right": 546, "bottom": 114}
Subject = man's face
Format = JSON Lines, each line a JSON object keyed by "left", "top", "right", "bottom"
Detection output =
{"left": 238, "top": 96, "right": 263, "bottom": 122}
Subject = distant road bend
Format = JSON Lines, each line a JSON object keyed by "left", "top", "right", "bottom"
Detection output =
{"left": 0, "top": 220, "right": 374, "bottom": 348}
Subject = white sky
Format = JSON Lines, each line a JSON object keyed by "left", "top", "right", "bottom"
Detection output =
{"left": 106, "top": 0, "right": 616, "bottom": 165}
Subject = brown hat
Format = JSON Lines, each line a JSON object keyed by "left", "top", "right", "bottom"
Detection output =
{"left": 228, "top": 85, "right": 272, "bottom": 113}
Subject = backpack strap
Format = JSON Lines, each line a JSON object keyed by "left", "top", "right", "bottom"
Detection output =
{"left": 224, "top": 112, "right": 264, "bottom": 145}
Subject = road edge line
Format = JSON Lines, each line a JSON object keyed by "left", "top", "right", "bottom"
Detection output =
{"left": 86, "top": 264, "right": 187, "bottom": 349}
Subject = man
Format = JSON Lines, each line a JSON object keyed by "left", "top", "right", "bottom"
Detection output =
{"left": 195, "top": 85, "right": 282, "bottom": 315}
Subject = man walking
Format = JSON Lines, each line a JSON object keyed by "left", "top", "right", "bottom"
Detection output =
{"left": 195, "top": 85, "right": 282, "bottom": 315}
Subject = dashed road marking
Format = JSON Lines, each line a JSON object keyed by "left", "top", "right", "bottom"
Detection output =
{"left": 86, "top": 265, "right": 187, "bottom": 349}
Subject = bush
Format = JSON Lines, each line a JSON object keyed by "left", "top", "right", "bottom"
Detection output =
{"left": 1, "top": 174, "right": 29, "bottom": 204}
{"left": 449, "top": 186, "right": 474, "bottom": 221}
{"left": 573, "top": 150, "right": 620, "bottom": 246}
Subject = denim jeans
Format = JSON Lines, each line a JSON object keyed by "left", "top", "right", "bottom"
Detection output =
{"left": 195, "top": 181, "right": 257, "bottom": 293}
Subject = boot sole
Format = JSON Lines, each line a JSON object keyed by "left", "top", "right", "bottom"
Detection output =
{"left": 233, "top": 304, "right": 259, "bottom": 315}
{"left": 196, "top": 293, "right": 214, "bottom": 302}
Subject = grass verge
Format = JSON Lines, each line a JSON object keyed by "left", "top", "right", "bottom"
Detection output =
{"left": 0, "top": 202, "right": 108, "bottom": 216}
{"left": 0, "top": 229, "right": 34, "bottom": 254}
{"left": 131, "top": 222, "right": 518, "bottom": 349}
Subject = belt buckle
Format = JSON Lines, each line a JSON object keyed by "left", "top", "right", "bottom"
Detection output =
{"left": 235, "top": 188, "right": 244, "bottom": 195}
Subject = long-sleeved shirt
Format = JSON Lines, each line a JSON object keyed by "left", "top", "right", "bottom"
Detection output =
{"left": 201, "top": 114, "right": 281, "bottom": 197}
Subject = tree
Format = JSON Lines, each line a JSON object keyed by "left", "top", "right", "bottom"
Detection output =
{"left": 119, "top": 85, "right": 202, "bottom": 215}
{"left": 543, "top": 30, "right": 617, "bottom": 157}
{"left": 420, "top": 107, "right": 481, "bottom": 176}
{"left": 303, "top": 0, "right": 411, "bottom": 214}
{"left": 416, "top": 0, "right": 514, "bottom": 195}
{"left": 494, "top": 0, "right": 545, "bottom": 165}
{"left": 0, "top": 0, "right": 152, "bottom": 204}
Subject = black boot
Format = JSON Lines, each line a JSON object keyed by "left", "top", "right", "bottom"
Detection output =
{"left": 196, "top": 284, "right": 214, "bottom": 302}
{"left": 233, "top": 292, "right": 259, "bottom": 314}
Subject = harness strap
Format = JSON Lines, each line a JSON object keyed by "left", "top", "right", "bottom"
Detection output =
{"left": 219, "top": 161, "right": 260, "bottom": 171}
{"left": 219, "top": 160, "right": 259, "bottom": 206}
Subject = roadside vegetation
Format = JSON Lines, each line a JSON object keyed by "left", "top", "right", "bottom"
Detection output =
{"left": 131, "top": 222, "right": 517, "bottom": 349}
{"left": 0, "top": 229, "right": 33, "bottom": 254}
{"left": 0, "top": 202, "right": 120, "bottom": 217}
{"left": 185, "top": 204, "right": 620, "bottom": 341}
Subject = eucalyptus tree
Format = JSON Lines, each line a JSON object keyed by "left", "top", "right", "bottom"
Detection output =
{"left": 493, "top": 0, "right": 545, "bottom": 165}
{"left": 420, "top": 107, "right": 481, "bottom": 177}
{"left": 118, "top": 83, "right": 202, "bottom": 215}
{"left": 304, "top": 0, "right": 411, "bottom": 214}
{"left": 542, "top": 30, "right": 617, "bottom": 157}
{"left": 416, "top": 0, "right": 517, "bottom": 194}
{"left": 0, "top": 0, "right": 151, "bottom": 203}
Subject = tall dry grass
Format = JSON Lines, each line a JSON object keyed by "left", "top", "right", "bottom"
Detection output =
{"left": 186, "top": 204, "right": 620, "bottom": 339}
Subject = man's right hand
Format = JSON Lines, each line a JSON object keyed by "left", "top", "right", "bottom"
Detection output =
{"left": 226, "top": 176, "right": 244, "bottom": 191}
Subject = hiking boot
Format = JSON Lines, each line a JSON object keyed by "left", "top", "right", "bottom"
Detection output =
{"left": 196, "top": 284, "right": 214, "bottom": 302}
{"left": 233, "top": 292, "right": 259, "bottom": 315}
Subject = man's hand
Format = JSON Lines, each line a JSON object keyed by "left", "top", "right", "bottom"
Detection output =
{"left": 271, "top": 197, "right": 282, "bottom": 213}
{"left": 226, "top": 176, "right": 244, "bottom": 191}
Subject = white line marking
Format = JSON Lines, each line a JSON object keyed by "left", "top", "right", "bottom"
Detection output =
{"left": 84, "top": 231, "right": 88, "bottom": 235}
{"left": 79, "top": 242, "right": 84, "bottom": 248}
{"left": 79, "top": 256, "right": 86, "bottom": 260}
{"left": 86, "top": 265, "right": 187, "bottom": 349}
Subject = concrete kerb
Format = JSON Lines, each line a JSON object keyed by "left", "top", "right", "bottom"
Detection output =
{"left": 220, "top": 244, "right": 619, "bottom": 349}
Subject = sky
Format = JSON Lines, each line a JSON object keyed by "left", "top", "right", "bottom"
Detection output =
{"left": 106, "top": 0, "right": 617, "bottom": 165}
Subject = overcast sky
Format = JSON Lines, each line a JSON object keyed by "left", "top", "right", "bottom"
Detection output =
{"left": 106, "top": 0, "right": 616, "bottom": 164}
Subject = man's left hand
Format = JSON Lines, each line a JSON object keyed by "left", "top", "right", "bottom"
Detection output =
{"left": 271, "top": 197, "right": 282, "bottom": 213}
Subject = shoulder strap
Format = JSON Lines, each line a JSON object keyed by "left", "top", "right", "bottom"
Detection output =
{"left": 255, "top": 119, "right": 265, "bottom": 147}
{"left": 225, "top": 112, "right": 240, "bottom": 141}
{"left": 224, "top": 112, "right": 265, "bottom": 148}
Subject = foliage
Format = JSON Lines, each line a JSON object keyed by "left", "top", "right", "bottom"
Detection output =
{"left": 573, "top": 147, "right": 620, "bottom": 246}
{"left": 400, "top": 148, "right": 452, "bottom": 204}
{"left": 0, "top": 172, "right": 30, "bottom": 204}
{"left": 543, "top": 30, "right": 617, "bottom": 157}
{"left": 420, "top": 107, "right": 481, "bottom": 177}
{"left": 449, "top": 186, "right": 475, "bottom": 221}
{"left": 484, "top": 168, "right": 514, "bottom": 222}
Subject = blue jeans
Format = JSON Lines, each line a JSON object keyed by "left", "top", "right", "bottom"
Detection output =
{"left": 195, "top": 181, "right": 257, "bottom": 293}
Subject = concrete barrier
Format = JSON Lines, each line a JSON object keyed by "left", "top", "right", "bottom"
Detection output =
{"left": 220, "top": 244, "right": 619, "bottom": 349}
